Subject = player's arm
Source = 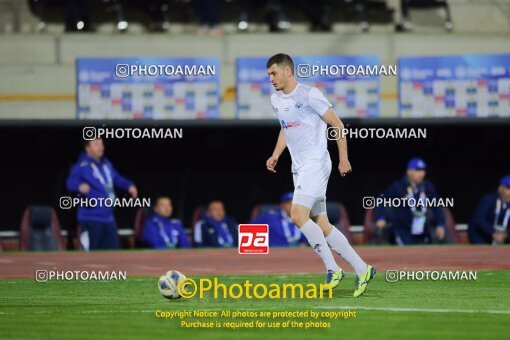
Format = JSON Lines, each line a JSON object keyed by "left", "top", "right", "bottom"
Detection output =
{"left": 266, "top": 128, "right": 286, "bottom": 173}
{"left": 322, "top": 108, "right": 352, "bottom": 176}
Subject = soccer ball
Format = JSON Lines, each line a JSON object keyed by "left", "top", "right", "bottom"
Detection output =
{"left": 158, "top": 270, "right": 186, "bottom": 299}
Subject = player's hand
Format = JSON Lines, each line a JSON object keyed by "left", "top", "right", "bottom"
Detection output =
{"left": 435, "top": 227, "right": 445, "bottom": 240}
{"left": 375, "top": 220, "right": 386, "bottom": 230}
{"left": 338, "top": 159, "right": 352, "bottom": 177}
{"left": 128, "top": 185, "right": 138, "bottom": 199}
{"left": 266, "top": 155, "right": 279, "bottom": 173}
{"left": 78, "top": 183, "right": 91, "bottom": 194}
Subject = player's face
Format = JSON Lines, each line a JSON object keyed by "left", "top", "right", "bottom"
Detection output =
{"left": 207, "top": 201, "right": 225, "bottom": 221}
{"left": 267, "top": 63, "right": 289, "bottom": 91}
{"left": 498, "top": 185, "right": 510, "bottom": 203}
{"left": 407, "top": 169, "right": 426, "bottom": 185}
{"left": 155, "top": 198, "right": 173, "bottom": 217}
{"left": 86, "top": 138, "right": 104, "bottom": 159}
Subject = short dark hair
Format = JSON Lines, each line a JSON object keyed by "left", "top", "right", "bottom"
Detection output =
{"left": 155, "top": 196, "right": 172, "bottom": 207}
{"left": 83, "top": 138, "right": 101, "bottom": 148}
{"left": 207, "top": 200, "right": 224, "bottom": 209}
{"left": 266, "top": 53, "right": 294, "bottom": 74}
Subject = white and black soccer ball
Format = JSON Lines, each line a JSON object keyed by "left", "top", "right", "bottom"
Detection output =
{"left": 158, "top": 270, "right": 186, "bottom": 299}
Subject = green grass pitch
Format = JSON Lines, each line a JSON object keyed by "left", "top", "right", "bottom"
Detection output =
{"left": 0, "top": 271, "right": 509, "bottom": 339}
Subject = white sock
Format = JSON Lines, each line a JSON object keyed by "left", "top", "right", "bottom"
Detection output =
{"left": 300, "top": 220, "right": 340, "bottom": 272}
{"left": 326, "top": 226, "right": 368, "bottom": 276}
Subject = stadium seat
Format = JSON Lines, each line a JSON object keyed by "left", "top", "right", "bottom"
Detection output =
{"left": 363, "top": 209, "right": 374, "bottom": 244}
{"left": 401, "top": 0, "right": 453, "bottom": 31}
{"left": 363, "top": 208, "right": 395, "bottom": 245}
{"left": 74, "top": 224, "right": 83, "bottom": 250}
{"left": 191, "top": 206, "right": 207, "bottom": 229}
{"left": 28, "top": 0, "right": 127, "bottom": 32}
{"left": 364, "top": 207, "right": 460, "bottom": 244}
{"left": 351, "top": 0, "right": 370, "bottom": 32}
{"left": 19, "top": 205, "right": 66, "bottom": 251}
{"left": 133, "top": 207, "right": 151, "bottom": 247}
{"left": 443, "top": 207, "right": 461, "bottom": 244}
{"left": 327, "top": 201, "right": 353, "bottom": 243}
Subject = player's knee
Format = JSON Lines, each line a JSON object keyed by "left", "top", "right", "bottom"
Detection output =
{"left": 290, "top": 210, "right": 307, "bottom": 227}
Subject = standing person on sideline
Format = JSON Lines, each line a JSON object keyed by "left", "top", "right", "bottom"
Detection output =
{"left": 66, "top": 138, "right": 138, "bottom": 250}
{"left": 265, "top": 53, "right": 375, "bottom": 297}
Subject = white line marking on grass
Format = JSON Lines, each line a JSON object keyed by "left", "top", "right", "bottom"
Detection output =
{"left": 315, "top": 306, "right": 510, "bottom": 315}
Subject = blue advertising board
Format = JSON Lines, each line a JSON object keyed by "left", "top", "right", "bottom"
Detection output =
{"left": 399, "top": 54, "right": 510, "bottom": 117}
{"left": 77, "top": 57, "right": 220, "bottom": 119}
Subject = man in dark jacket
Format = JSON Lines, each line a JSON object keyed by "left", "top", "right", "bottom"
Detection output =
{"left": 250, "top": 192, "right": 306, "bottom": 247}
{"left": 469, "top": 175, "right": 510, "bottom": 245}
{"left": 374, "top": 157, "right": 446, "bottom": 245}
{"left": 66, "top": 138, "right": 137, "bottom": 250}
{"left": 142, "top": 196, "right": 190, "bottom": 249}
{"left": 193, "top": 200, "right": 238, "bottom": 248}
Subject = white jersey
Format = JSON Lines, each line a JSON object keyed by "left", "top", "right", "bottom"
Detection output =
{"left": 271, "top": 83, "right": 333, "bottom": 171}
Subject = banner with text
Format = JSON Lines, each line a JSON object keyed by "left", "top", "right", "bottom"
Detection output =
{"left": 77, "top": 57, "right": 220, "bottom": 119}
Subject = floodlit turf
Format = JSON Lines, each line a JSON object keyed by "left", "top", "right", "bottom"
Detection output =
{"left": 0, "top": 271, "right": 509, "bottom": 339}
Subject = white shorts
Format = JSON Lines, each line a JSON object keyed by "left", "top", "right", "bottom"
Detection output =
{"left": 292, "top": 160, "right": 332, "bottom": 216}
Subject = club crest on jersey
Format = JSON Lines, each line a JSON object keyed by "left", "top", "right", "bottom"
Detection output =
{"left": 295, "top": 101, "right": 303, "bottom": 109}
{"left": 280, "top": 120, "right": 301, "bottom": 129}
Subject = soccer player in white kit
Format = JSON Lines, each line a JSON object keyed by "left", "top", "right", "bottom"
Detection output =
{"left": 265, "top": 54, "right": 375, "bottom": 297}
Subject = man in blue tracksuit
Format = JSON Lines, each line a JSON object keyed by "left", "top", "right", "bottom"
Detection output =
{"left": 469, "top": 175, "right": 510, "bottom": 245}
{"left": 374, "top": 157, "right": 446, "bottom": 245}
{"left": 66, "top": 138, "right": 138, "bottom": 250}
{"left": 193, "top": 200, "right": 238, "bottom": 248}
{"left": 142, "top": 196, "right": 191, "bottom": 249}
{"left": 250, "top": 192, "right": 306, "bottom": 247}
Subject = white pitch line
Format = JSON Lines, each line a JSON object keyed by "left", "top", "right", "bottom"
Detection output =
{"left": 315, "top": 305, "right": 510, "bottom": 315}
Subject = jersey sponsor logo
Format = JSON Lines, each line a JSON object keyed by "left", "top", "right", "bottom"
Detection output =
{"left": 280, "top": 119, "right": 301, "bottom": 129}
{"left": 238, "top": 224, "right": 269, "bottom": 254}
